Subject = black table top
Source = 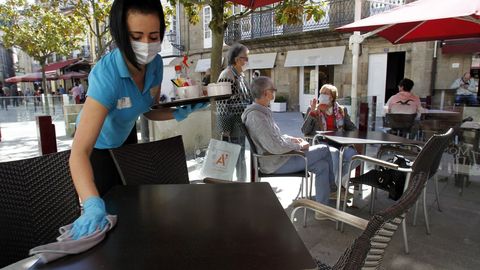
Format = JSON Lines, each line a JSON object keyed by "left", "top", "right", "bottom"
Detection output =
{"left": 34, "top": 183, "right": 316, "bottom": 270}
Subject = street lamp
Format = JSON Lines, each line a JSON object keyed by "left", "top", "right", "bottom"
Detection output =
{"left": 165, "top": 30, "right": 184, "bottom": 52}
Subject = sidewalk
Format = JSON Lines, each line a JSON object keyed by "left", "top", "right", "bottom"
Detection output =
{"left": 1, "top": 111, "right": 480, "bottom": 269}
{"left": 0, "top": 120, "right": 73, "bottom": 162}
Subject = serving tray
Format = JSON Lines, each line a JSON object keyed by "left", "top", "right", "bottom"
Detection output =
{"left": 151, "top": 94, "right": 232, "bottom": 109}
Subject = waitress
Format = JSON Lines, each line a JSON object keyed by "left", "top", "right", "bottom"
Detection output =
{"left": 69, "top": 0, "right": 204, "bottom": 239}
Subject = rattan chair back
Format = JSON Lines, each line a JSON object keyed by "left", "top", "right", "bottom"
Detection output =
{"left": 109, "top": 136, "right": 189, "bottom": 185}
{"left": 0, "top": 150, "right": 80, "bottom": 267}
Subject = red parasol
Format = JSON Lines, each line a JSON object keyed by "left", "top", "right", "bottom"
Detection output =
{"left": 337, "top": 0, "right": 480, "bottom": 44}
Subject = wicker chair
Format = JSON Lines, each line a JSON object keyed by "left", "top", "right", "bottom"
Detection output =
{"left": 240, "top": 123, "right": 311, "bottom": 198}
{"left": 0, "top": 150, "right": 81, "bottom": 267}
{"left": 346, "top": 129, "right": 453, "bottom": 253}
{"left": 291, "top": 171, "right": 429, "bottom": 270}
{"left": 109, "top": 135, "right": 190, "bottom": 185}
{"left": 290, "top": 129, "right": 453, "bottom": 268}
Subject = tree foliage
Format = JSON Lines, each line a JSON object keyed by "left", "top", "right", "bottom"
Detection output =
{"left": 166, "top": 0, "right": 326, "bottom": 81}
{"left": 67, "top": 0, "right": 112, "bottom": 62}
{"left": 0, "top": 0, "right": 85, "bottom": 93}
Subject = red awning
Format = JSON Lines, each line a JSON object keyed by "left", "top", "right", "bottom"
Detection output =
{"left": 441, "top": 38, "right": 480, "bottom": 54}
{"left": 5, "top": 75, "right": 26, "bottom": 83}
{"left": 5, "top": 72, "right": 58, "bottom": 83}
{"left": 59, "top": 71, "right": 89, "bottom": 80}
{"left": 337, "top": 0, "right": 480, "bottom": 44}
{"left": 41, "top": 59, "right": 79, "bottom": 73}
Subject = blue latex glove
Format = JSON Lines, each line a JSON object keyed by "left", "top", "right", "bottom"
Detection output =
{"left": 173, "top": 102, "right": 209, "bottom": 121}
{"left": 71, "top": 196, "right": 108, "bottom": 240}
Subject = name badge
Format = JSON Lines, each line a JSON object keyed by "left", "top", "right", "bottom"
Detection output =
{"left": 116, "top": 97, "right": 132, "bottom": 109}
{"left": 150, "top": 86, "right": 160, "bottom": 99}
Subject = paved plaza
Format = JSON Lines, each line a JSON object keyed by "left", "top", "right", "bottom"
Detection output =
{"left": 1, "top": 107, "right": 479, "bottom": 269}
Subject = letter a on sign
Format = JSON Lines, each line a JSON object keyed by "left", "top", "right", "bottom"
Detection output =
{"left": 215, "top": 153, "right": 229, "bottom": 167}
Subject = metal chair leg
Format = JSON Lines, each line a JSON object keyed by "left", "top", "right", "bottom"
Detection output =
{"left": 369, "top": 187, "right": 376, "bottom": 215}
{"left": 309, "top": 174, "right": 313, "bottom": 199}
{"left": 423, "top": 187, "right": 431, "bottom": 235}
{"left": 402, "top": 217, "right": 409, "bottom": 254}
{"left": 413, "top": 199, "right": 419, "bottom": 226}
{"left": 340, "top": 182, "right": 350, "bottom": 233}
{"left": 434, "top": 175, "right": 442, "bottom": 212}
{"left": 303, "top": 208, "right": 307, "bottom": 228}
{"left": 294, "top": 178, "right": 303, "bottom": 200}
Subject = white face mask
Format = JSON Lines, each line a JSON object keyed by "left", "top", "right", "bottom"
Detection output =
{"left": 318, "top": 94, "right": 331, "bottom": 105}
{"left": 131, "top": 40, "right": 162, "bottom": 65}
{"left": 241, "top": 63, "right": 248, "bottom": 72}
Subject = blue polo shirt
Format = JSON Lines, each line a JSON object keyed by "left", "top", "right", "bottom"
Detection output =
{"left": 77, "top": 48, "right": 163, "bottom": 149}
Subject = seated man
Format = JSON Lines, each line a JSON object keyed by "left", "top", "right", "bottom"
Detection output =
{"left": 451, "top": 72, "right": 478, "bottom": 106}
{"left": 385, "top": 78, "right": 424, "bottom": 115}
{"left": 241, "top": 76, "right": 335, "bottom": 216}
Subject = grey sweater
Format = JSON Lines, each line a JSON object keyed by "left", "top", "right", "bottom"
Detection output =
{"left": 241, "top": 103, "right": 301, "bottom": 173}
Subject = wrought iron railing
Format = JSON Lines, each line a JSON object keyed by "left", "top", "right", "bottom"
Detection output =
{"left": 224, "top": 0, "right": 404, "bottom": 44}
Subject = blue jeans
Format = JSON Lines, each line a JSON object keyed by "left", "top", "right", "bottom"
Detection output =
{"left": 274, "top": 144, "right": 335, "bottom": 205}
{"left": 455, "top": 95, "right": 478, "bottom": 106}
{"left": 328, "top": 145, "right": 358, "bottom": 188}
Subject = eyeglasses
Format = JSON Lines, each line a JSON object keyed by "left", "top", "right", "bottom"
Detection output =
{"left": 266, "top": 88, "right": 277, "bottom": 92}
{"left": 239, "top": 56, "right": 249, "bottom": 61}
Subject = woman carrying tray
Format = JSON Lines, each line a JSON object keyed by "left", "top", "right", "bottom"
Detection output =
{"left": 69, "top": 0, "right": 205, "bottom": 240}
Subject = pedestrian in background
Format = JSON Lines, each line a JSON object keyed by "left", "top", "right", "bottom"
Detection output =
{"left": 216, "top": 43, "right": 253, "bottom": 181}
{"left": 451, "top": 72, "right": 478, "bottom": 106}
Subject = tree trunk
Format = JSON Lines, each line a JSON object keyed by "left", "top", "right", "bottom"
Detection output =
{"left": 209, "top": 0, "right": 225, "bottom": 83}
{"left": 40, "top": 61, "right": 50, "bottom": 114}
{"left": 41, "top": 63, "right": 47, "bottom": 95}
{"left": 209, "top": 0, "right": 226, "bottom": 139}
{"left": 93, "top": 1, "right": 103, "bottom": 62}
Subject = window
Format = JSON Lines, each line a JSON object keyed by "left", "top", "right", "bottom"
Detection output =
{"left": 203, "top": 6, "right": 212, "bottom": 48}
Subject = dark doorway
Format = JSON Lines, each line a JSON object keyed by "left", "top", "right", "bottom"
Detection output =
{"left": 384, "top": 52, "right": 406, "bottom": 102}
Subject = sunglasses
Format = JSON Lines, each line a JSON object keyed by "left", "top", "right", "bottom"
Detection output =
{"left": 266, "top": 88, "right": 277, "bottom": 92}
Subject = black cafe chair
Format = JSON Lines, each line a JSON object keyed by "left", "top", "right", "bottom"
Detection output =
{"left": 344, "top": 128, "right": 454, "bottom": 254}
{"left": 109, "top": 135, "right": 228, "bottom": 186}
{"left": 384, "top": 113, "right": 418, "bottom": 139}
{"left": 0, "top": 150, "right": 81, "bottom": 267}
{"left": 109, "top": 135, "right": 190, "bottom": 185}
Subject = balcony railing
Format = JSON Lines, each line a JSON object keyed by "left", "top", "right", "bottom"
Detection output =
{"left": 225, "top": 0, "right": 404, "bottom": 44}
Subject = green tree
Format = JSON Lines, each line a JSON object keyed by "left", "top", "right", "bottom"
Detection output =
{"left": 67, "top": 0, "right": 112, "bottom": 62}
{"left": 167, "top": 0, "right": 326, "bottom": 82}
{"left": 0, "top": 0, "right": 85, "bottom": 94}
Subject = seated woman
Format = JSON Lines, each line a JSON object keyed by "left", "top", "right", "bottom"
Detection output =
{"left": 301, "top": 84, "right": 358, "bottom": 191}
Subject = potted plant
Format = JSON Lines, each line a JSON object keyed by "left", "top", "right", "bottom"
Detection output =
{"left": 271, "top": 95, "right": 287, "bottom": 112}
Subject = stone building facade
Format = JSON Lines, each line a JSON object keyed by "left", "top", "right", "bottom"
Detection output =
{"left": 168, "top": 0, "right": 478, "bottom": 114}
